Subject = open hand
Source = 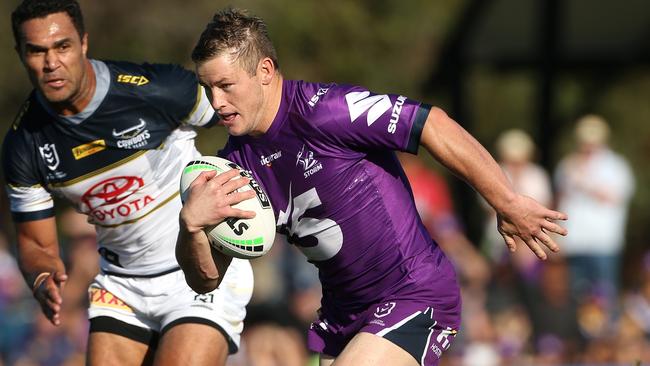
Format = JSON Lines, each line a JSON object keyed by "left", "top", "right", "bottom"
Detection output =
{"left": 33, "top": 271, "right": 68, "bottom": 326}
{"left": 496, "top": 195, "right": 568, "bottom": 260}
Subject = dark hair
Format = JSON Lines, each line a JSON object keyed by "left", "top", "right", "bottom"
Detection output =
{"left": 11, "top": 0, "right": 85, "bottom": 48}
{"left": 192, "top": 8, "right": 279, "bottom": 75}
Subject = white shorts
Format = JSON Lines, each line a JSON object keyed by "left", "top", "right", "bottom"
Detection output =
{"left": 88, "top": 258, "right": 253, "bottom": 353}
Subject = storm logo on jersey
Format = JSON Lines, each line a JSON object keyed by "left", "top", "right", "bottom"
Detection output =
{"left": 296, "top": 145, "right": 323, "bottom": 178}
{"left": 81, "top": 176, "right": 154, "bottom": 222}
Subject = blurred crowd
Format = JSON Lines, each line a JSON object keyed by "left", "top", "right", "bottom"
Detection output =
{"left": 0, "top": 114, "right": 647, "bottom": 365}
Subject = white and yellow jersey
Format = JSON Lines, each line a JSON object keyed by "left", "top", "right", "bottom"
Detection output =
{"left": 2, "top": 60, "right": 217, "bottom": 276}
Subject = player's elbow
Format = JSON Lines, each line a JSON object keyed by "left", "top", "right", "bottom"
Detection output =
{"left": 184, "top": 271, "right": 220, "bottom": 294}
{"left": 176, "top": 255, "right": 221, "bottom": 293}
{"left": 190, "top": 281, "right": 219, "bottom": 294}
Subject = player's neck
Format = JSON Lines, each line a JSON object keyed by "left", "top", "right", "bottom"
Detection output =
{"left": 259, "top": 74, "right": 284, "bottom": 134}
{"left": 53, "top": 59, "right": 96, "bottom": 116}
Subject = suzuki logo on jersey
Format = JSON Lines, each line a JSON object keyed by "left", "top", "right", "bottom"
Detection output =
{"left": 346, "top": 91, "right": 407, "bottom": 134}
{"left": 260, "top": 150, "right": 282, "bottom": 167}
{"left": 296, "top": 145, "right": 323, "bottom": 178}
{"left": 346, "top": 91, "right": 392, "bottom": 127}
{"left": 388, "top": 95, "right": 407, "bottom": 134}
{"left": 113, "top": 119, "right": 151, "bottom": 149}
{"left": 38, "top": 143, "right": 60, "bottom": 171}
{"left": 374, "top": 302, "right": 396, "bottom": 318}
{"left": 117, "top": 74, "right": 149, "bottom": 86}
{"left": 81, "top": 176, "right": 154, "bottom": 222}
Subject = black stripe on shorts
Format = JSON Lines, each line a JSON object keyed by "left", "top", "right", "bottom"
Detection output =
{"left": 90, "top": 316, "right": 159, "bottom": 348}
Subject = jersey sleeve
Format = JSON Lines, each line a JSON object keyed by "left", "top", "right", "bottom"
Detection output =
{"left": 1, "top": 128, "right": 54, "bottom": 222}
{"left": 305, "top": 83, "right": 429, "bottom": 153}
{"left": 145, "top": 63, "right": 218, "bottom": 128}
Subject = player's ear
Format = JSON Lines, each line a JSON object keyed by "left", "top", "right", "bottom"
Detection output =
{"left": 81, "top": 33, "right": 88, "bottom": 56}
{"left": 258, "top": 57, "right": 275, "bottom": 85}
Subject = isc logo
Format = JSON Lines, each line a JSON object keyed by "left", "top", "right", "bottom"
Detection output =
{"left": 117, "top": 74, "right": 149, "bottom": 86}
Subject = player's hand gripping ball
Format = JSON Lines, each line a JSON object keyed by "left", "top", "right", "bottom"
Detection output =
{"left": 180, "top": 156, "right": 275, "bottom": 259}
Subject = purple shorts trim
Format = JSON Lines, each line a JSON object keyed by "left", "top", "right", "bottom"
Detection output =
{"left": 307, "top": 298, "right": 460, "bottom": 366}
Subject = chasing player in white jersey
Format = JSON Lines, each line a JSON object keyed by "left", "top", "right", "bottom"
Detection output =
{"left": 2, "top": 1, "right": 253, "bottom": 365}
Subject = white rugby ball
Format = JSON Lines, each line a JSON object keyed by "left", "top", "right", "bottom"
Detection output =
{"left": 180, "top": 156, "right": 275, "bottom": 259}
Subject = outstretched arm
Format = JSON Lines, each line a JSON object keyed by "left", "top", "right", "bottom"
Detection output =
{"left": 419, "top": 107, "right": 567, "bottom": 259}
{"left": 176, "top": 169, "right": 256, "bottom": 293}
{"left": 15, "top": 217, "right": 68, "bottom": 325}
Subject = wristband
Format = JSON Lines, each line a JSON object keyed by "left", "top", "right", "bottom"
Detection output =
{"left": 32, "top": 272, "right": 51, "bottom": 294}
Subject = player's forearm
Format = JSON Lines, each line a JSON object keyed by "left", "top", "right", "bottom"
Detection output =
{"left": 420, "top": 107, "right": 517, "bottom": 214}
{"left": 176, "top": 220, "right": 220, "bottom": 293}
{"left": 16, "top": 236, "right": 65, "bottom": 289}
{"left": 14, "top": 218, "right": 66, "bottom": 288}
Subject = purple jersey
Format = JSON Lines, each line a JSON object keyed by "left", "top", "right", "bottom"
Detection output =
{"left": 220, "top": 80, "right": 460, "bottom": 313}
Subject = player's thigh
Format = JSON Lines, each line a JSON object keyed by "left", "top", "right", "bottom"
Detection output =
{"left": 157, "top": 259, "right": 253, "bottom": 354}
{"left": 87, "top": 331, "right": 154, "bottom": 366}
{"left": 333, "top": 332, "right": 417, "bottom": 366}
{"left": 153, "top": 323, "right": 229, "bottom": 366}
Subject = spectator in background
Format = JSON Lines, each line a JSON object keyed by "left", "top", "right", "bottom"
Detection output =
{"left": 554, "top": 114, "right": 635, "bottom": 322}
{"left": 481, "top": 129, "right": 553, "bottom": 279}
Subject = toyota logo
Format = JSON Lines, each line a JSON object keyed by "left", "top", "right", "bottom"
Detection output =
{"left": 82, "top": 176, "right": 144, "bottom": 210}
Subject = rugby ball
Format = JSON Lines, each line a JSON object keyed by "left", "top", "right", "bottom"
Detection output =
{"left": 179, "top": 156, "right": 275, "bottom": 259}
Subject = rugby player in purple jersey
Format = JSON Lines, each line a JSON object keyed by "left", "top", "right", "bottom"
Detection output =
{"left": 176, "top": 8, "right": 568, "bottom": 366}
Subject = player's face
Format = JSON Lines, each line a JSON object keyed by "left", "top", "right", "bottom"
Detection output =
{"left": 16, "top": 12, "right": 88, "bottom": 106}
{"left": 196, "top": 53, "right": 270, "bottom": 137}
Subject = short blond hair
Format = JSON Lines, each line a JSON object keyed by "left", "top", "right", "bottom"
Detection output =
{"left": 192, "top": 8, "right": 279, "bottom": 76}
{"left": 496, "top": 129, "right": 535, "bottom": 163}
{"left": 575, "top": 114, "right": 610, "bottom": 145}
